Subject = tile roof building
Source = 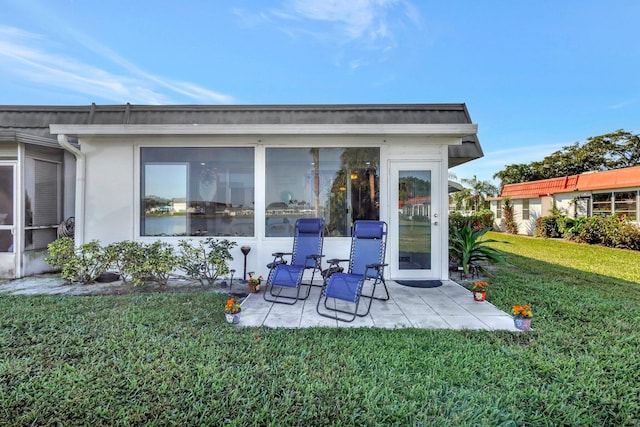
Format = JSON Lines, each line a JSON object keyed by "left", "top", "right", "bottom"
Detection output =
{"left": 490, "top": 166, "right": 640, "bottom": 235}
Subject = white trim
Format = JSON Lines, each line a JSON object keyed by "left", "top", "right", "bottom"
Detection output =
{"left": 50, "top": 123, "right": 477, "bottom": 139}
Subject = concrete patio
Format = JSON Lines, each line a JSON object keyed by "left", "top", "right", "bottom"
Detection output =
{"left": 0, "top": 274, "right": 519, "bottom": 331}
{"left": 240, "top": 279, "right": 519, "bottom": 331}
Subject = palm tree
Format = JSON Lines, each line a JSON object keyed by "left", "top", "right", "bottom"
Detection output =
{"left": 461, "top": 175, "right": 498, "bottom": 211}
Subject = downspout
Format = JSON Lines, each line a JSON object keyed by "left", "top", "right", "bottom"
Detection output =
{"left": 57, "top": 134, "right": 85, "bottom": 245}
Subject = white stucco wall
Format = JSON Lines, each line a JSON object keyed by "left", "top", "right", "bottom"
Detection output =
{"left": 519, "top": 198, "right": 542, "bottom": 236}
{"left": 82, "top": 138, "right": 135, "bottom": 244}
{"left": 554, "top": 192, "right": 581, "bottom": 218}
{"left": 76, "top": 133, "right": 460, "bottom": 280}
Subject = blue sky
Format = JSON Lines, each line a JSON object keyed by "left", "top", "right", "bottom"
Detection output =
{"left": 1, "top": 0, "right": 638, "bottom": 184}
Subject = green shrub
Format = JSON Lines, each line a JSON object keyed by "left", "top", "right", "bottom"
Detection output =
{"left": 103, "top": 240, "right": 147, "bottom": 285}
{"left": 564, "top": 216, "right": 606, "bottom": 245}
{"left": 555, "top": 216, "right": 575, "bottom": 235}
{"left": 449, "top": 210, "right": 494, "bottom": 234}
{"left": 177, "top": 238, "right": 237, "bottom": 285}
{"left": 615, "top": 221, "right": 640, "bottom": 250}
{"left": 45, "top": 237, "right": 109, "bottom": 284}
{"left": 563, "top": 215, "right": 640, "bottom": 251}
{"left": 141, "top": 241, "right": 179, "bottom": 286}
{"left": 534, "top": 216, "right": 561, "bottom": 238}
{"left": 47, "top": 239, "right": 182, "bottom": 286}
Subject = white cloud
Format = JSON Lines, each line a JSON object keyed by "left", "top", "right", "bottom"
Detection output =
{"left": 237, "top": 0, "right": 419, "bottom": 49}
{"left": 0, "top": 24, "right": 234, "bottom": 104}
{"left": 608, "top": 99, "right": 635, "bottom": 110}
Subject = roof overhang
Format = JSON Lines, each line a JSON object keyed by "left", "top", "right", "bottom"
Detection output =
{"left": 0, "top": 130, "right": 61, "bottom": 149}
{"left": 50, "top": 123, "right": 478, "bottom": 138}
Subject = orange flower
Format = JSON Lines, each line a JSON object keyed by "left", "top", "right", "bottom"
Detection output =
{"left": 512, "top": 304, "right": 533, "bottom": 318}
{"left": 225, "top": 297, "right": 241, "bottom": 314}
{"left": 472, "top": 281, "right": 489, "bottom": 292}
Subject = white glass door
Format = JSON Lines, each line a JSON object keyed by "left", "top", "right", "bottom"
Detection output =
{"left": 389, "top": 161, "right": 441, "bottom": 280}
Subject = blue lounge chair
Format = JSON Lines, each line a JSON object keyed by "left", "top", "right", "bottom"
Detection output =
{"left": 263, "top": 218, "right": 325, "bottom": 305}
{"left": 316, "top": 220, "right": 388, "bottom": 322}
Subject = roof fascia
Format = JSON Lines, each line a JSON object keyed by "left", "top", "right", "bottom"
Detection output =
{"left": 50, "top": 123, "right": 477, "bottom": 140}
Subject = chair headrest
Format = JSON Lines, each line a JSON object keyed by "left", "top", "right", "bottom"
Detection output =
{"left": 354, "top": 221, "right": 385, "bottom": 239}
{"left": 296, "top": 218, "right": 324, "bottom": 233}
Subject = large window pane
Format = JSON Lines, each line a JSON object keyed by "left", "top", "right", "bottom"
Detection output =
{"left": 592, "top": 193, "right": 612, "bottom": 217}
{"left": 265, "top": 148, "right": 379, "bottom": 237}
{"left": 614, "top": 191, "right": 637, "bottom": 220}
{"left": 141, "top": 147, "right": 255, "bottom": 237}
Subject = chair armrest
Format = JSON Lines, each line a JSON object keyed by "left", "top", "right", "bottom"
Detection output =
{"left": 267, "top": 252, "right": 292, "bottom": 270}
{"left": 366, "top": 263, "right": 388, "bottom": 269}
{"left": 271, "top": 252, "right": 292, "bottom": 257}
{"left": 327, "top": 258, "right": 350, "bottom": 265}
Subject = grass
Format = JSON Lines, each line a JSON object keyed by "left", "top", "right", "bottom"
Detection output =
{"left": 486, "top": 231, "right": 640, "bottom": 283}
{"left": 1, "top": 235, "right": 640, "bottom": 425}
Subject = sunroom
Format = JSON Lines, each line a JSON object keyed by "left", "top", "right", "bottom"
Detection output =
{"left": 4, "top": 103, "right": 482, "bottom": 281}
{"left": 48, "top": 104, "right": 481, "bottom": 282}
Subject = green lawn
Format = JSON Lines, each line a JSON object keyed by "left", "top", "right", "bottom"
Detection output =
{"left": 1, "top": 235, "right": 639, "bottom": 425}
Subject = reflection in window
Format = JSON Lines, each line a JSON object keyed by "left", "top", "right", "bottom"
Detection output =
{"left": 614, "top": 191, "right": 637, "bottom": 220}
{"left": 592, "top": 193, "right": 612, "bottom": 217}
{"left": 265, "top": 148, "right": 379, "bottom": 237}
{"left": 141, "top": 147, "right": 255, "bottom": 237}
{"left": 399, "top": 170, "right": 431, "bottom": 270}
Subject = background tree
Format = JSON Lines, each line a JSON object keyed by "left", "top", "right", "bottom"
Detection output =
{"left": 493, "top": 163, "right": 540, "bottom": 187}
{"left": 493, "top": 130, "right": 640, "bottom": 187}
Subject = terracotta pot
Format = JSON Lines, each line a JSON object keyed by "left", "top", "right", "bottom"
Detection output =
{"left": 473, "top": 291, "right": 486, "bottom": 301}
{"left": 248, "top": 282, "right": 261, "bottom": 293}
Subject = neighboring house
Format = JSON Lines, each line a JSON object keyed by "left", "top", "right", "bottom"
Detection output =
{"left": 490, "top": 166, "right": 640, "bottom": 235}
{"left": 1, "top": 103, "right": 482, "bottom": 280}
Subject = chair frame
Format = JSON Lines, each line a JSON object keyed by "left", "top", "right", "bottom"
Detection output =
{"left": 316, "top": 220, "right": 388, "bottom": 322}
{"left": 263, "top": 218, "right": 325, "bottom": 305}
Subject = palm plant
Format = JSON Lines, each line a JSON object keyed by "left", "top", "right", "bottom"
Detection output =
{"left": 449, "top": 221, "right": 507, "bottom": 275}
{"left": 460, "top": 175, "right": 499, "bottom": 211}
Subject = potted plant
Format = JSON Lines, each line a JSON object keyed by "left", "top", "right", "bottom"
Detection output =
{"left": 224, "top": 297, "right": 241, "bottom": 324}
{"left": 512, "top": 304, "right": 533, "bottom": 330}
{"left": 247, "top": 273, "right": 263, "bottom": 293}
{"left": 471, "top": 281, "right": 489, "bottom": 301}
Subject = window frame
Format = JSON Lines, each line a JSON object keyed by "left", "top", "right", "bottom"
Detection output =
{"left": 522, "top": 199, "right": 530, "bottom": 220}
{"left": 139, "top": 146, "right": 256, "bottom": 238}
